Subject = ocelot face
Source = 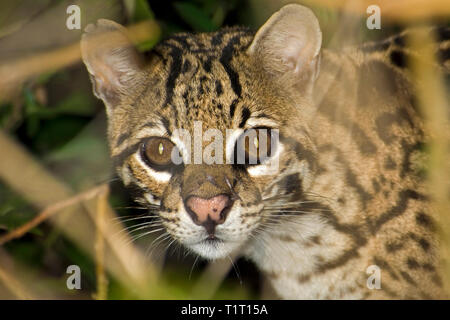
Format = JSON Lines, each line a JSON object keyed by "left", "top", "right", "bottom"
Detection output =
{"left": 81, "top": 6, "right": 322, "bottom": 259}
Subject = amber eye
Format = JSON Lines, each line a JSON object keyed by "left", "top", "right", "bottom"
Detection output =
{"left": 235, "top": 127, "right": 277, "bottom": 165}
{"left": 142, "top": 137, "right": 177, "bottom": 169}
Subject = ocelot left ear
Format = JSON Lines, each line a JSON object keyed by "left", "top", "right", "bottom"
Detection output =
{"left": 81, "top": 19, "right": 144, "bottom": 113}
{"left": 248, "top": 4, "right": 322, "bottom": 94}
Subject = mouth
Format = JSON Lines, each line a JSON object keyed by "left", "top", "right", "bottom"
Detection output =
{"left": 202, "top": 235, "right": 223, "bottom": 245}
{"left": 188, "top": 235, "right": 237, "bottom": 260}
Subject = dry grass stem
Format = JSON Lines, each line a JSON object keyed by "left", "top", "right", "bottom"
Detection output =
{"left": 93, "top": 185, "right": 109, "bottom": 300}
{"left": 0, "top": 20, "right": 160, "bottom": 101}
{"left": 0, "top": 184, "right": 107, "bottom": 246}
{"left": 408, "top": 27, "right": 450, "bottom": 294}
{"left": 0, "top": 249, "right": 35, "bottom": 299}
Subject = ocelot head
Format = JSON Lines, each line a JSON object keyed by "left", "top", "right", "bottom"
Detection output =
{"left": 81, "top": 5, "right": 321, "bottom": 259}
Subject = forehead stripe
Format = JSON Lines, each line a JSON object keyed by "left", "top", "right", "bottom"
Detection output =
{"left": 239, "top": 107, "right": 251, "bottom": 128}
{"left": 163, "top": 44, "right": 183, "bottom": 108}
{"left": 160, "top": 116, "right": 172, "bottom": 136}
{"left": 112, "top": 141, "right": 141, "bottom": 167}
{"left": 115, "top": 132, "right": 130, "bottom": 148}
{"left": 220, "top": 34, "right": 243, "bottom": 98}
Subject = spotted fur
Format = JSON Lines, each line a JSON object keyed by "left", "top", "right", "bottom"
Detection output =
{"left": 81, "top": 5, "right": 450, "bottom": 299}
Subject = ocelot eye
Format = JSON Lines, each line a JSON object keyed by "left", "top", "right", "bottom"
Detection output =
{"left": 141, "top": 137, "right": 178, "bottom": 170}
{"left": 235, "top": 127, "right": 277, "bottom": 165}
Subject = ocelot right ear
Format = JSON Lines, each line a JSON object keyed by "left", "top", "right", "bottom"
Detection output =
{"left": 81, "top": 19, "right": 144, "bottom": 112}
{"left": 247, "top": 4, "right": 322, "bottom": 94}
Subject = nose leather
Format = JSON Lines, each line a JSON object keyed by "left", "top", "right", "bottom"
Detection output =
{"left": 185, "top": 194, "right": 231, "bottom": 225}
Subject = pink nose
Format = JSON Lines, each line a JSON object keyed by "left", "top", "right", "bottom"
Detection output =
{"left": 185, "top": 194, "right": 232, "bottom": 227}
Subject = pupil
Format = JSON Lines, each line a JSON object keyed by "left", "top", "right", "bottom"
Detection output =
{"left": 158, "top": 142, "right": 164, "bottom": 155}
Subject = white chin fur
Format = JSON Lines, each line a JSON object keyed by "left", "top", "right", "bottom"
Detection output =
{"left": 188, "top": 240, "right": 240, "bottom": 260}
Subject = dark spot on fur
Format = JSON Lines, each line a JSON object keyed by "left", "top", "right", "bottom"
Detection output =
{"left": 203, "top": 56, "right": 212, "bottom": 72}
{"left": 239, "top": 107, "right": 251, "bottom": 128}
{"left": 373, "top": 256, "right": 399, "bottom": 280}
{"left": 415, "top": 212, "right": 435, "bottom": 230}
{"left": 278, "top": 234, "right": 295, "bottom": 242}
{"left": 407, "top": 257, "right": 420, "bottom": 269}
{"left": 229, "top": 99, "right": 238, "bottom": 118}
{"left": 431, "top": 274, "right": 443, "bottom": 287}
{"left": 215, "top": 80, "right": 223, "bottom": 96}
{"left": 390, "top": 50, "right": 407, "bottom": 68}
{"left": 371, "top": 189, "right": 426, "bottom": 234}
{"left": 310, "top": 235, "right": 321, "bottom": 245}
{"left": 279, "top": 173, "right": 302, "bottom": 200}
{"left": 422, "top": 263, "right": 435, "bottom": 272}
{"left": 436, "top": 27, "right": 450, "bottom": 42}
{"left": 384, "top": 156, "right": 396, "bottom": 170}
{"left": 385, "top": 241, "right": 404, "bottom": 252}
{"left": 298, "top": 274, "right": 311, "bottom": 283}
{"left": 182, "top": 59, "right": 191, "bottom": 73}
{"left": 418, "top": 238, "right": 430, "bottom": 251}
{"left": 116, "top": 132, "right": 130, "bottom": 148}
{"left": 400, "top": 270, "right": 417, "bottom": 285}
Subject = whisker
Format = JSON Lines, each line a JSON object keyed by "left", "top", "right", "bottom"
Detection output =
{"left": 112, "top": 221, "right": 163, "bottom": 238}
{"left": 125, "top": 227, "right": 165, "bottom": 246}
{"left": 189, "top": 255, "right": 200, "bottom": 280}
{"left": 122, "top": 222, "right": 164, "bottom": 236}
{"left": 112, "top": 215, "right": 154, "bottom": 224}
{"left": 113, "top": 206, "right": 153, "bottom": 210}
{"left": 225, "top": 176, "right": 242, "bottom": 201}
{"left": 227, "top": 254, "right": 242, "bottom": 286}
{"left": 147, "top": 234, "right": 173, "bottom": 259}
{"left": 112, "top": 214, "right": 148, "bottom": 221}
{"left": 112, "top": 221, "right": 154, "bottom": 237}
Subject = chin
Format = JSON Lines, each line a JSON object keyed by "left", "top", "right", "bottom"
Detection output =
{"left": 188, "top": 239, "right": 242, "bottom": 260}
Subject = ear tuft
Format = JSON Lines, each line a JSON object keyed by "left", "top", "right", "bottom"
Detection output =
{"left": 81, "top": 19, "right": 144, "bottom": 109}
{"left": 248, "top": 4, "right": 322, "bottom": 89}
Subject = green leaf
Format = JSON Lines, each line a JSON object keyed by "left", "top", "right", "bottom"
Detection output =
{"left": 33, "top": 116, "right": 89, "bottom": 152}
{"left": 173, "top": 2, "right": 218, "bottom": 32}
{"left": 52, "top": 92, "right": 96, "bottom": 117}
{"left": 0, "top": 185, "right": 37, "bottom": 233}
{"left": 137, "top": 37, "right": 159, "bottom": 52}
{"left": 0, "top": 103, "right": 13, "bottom": 128}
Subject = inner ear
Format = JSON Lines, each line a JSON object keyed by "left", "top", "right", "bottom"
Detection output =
{"left": 247, "top": 4, "right": 322, "bottom": 86}
{"left": 81, "top": 19, "right": 144, "bottom": 109}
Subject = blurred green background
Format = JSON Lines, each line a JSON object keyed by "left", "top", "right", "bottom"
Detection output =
{"left": 0, "top": 0, "right": 448, "bottom": 299}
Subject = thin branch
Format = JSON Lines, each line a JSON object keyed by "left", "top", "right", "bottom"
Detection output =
{"left": 93, "top": 185, "right": 109, "bottom": 300}
{"left": 0, "top": 130, "right": 158, "bottom": 298}
{"left": 0, "top": 249, "right": 35, "bottom": 299}
{"left": 0, "top": 184, "right": 108, "bottom": 246}
{"left": 0, "top": 20, "right": 160, "bottom": 101}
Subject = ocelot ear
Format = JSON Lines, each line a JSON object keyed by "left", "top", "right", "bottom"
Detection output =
{"left": 81, "top": 19, "right": 144, "bottom": 111}
{"left": 247, "top": 4, "right": 322, "bottom": 93}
